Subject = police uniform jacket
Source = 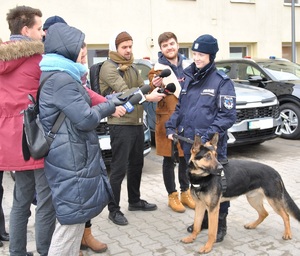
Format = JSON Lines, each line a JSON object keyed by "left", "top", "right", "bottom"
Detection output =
{"left": 165, "top": 62, "right": 236, "bottom": 160}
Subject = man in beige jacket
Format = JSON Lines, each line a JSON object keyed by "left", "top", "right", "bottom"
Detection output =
{"left": 100, "top": 31, "right": 165, "bottom": 226}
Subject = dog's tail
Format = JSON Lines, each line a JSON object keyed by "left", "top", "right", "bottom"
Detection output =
{"left": 284, "top": 186, "right": 300, "bottom": 222}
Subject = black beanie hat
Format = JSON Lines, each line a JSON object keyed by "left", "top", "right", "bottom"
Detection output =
{"left": 192, "top": 34, "right": 219, "bottom": 54}
{"left": 43, "top": 16, "right": 67, "bottom": 31}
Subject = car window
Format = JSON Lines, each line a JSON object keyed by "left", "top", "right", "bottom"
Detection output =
{"left": 237, "top": 63, "right": 265, "bottom": 80}
{"left": 245, "top": 65, "right": 265, "bottom": 79}
{"left": 216, "top": 63, "right": 238, "bottom": 79}
{"left": 261, "top": 61, "right": 300, "bottom": 80}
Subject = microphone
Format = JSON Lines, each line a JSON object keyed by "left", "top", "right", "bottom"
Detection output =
{"left": 139, "top": 84, "right": 151, "bottom": 94}
{"left": 158, "top": 69, "right": 171, "bottom": 78}
{"left": 134, "top": 84, "right": 151, "bottom": 104}
{"left": 123, "top": 93, "right": 143, "bottom": 113}
{"left": 158, "top": 83, "right": 176, "bottom": 95}
{"left": 117, "top": 84, "right": 150, "bottom": 101}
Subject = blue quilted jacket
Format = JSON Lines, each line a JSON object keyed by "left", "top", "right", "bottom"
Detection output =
{"left": 39, "top": 23, "right": 114, "bottom": 225}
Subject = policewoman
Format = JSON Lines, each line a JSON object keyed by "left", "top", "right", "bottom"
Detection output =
{"left": 166, "top": 34, "right": 236, "bottom": 242}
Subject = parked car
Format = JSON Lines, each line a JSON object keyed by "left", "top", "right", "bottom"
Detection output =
{"left": 96, "top": 111, "right": 151, "bottom": 167}
{"left": 135, "top": 59, "right": 281, "bottom": 146}
{"left": 215, "top": 57, "right": 300, "bottom": 139}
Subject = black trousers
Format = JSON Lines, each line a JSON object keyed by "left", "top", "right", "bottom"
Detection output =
{"left": 108, "top": 125, "right": 144, "bottom": 213}
{"left": 162, "top": 156, "right": 189, "bottom": 194}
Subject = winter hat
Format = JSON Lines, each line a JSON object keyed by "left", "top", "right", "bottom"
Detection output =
{"left": 43, "top": 15, "right": 67, "bottom": 31}
{"left": 115, "top": 31, "right": 133, "bottom": 49}
{"left": 192, "top": 34, "right": 219, "bottom": 55}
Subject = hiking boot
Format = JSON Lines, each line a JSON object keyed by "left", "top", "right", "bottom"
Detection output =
{"left": 168, "top": 192, "right": 186, "bottom": 213}
{"left": 216, "top": 213, "right": 228, "bottom": 242}
{"left": 180, "top": 189, "right": 195, "bottom": 209}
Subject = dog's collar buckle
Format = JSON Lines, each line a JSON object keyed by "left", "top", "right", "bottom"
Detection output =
{"left": 192, "top": 184, "right": 201, "bottom": 188}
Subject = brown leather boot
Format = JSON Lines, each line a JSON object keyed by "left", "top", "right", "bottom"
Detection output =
{"left": 80, "top": 227, "right": 108, "bottom": 253}
{"left": 180, "top": 189, "right": 195, "bottom": 209}
{"left": 168, "top": 192, "right": 186, "bottom": 213}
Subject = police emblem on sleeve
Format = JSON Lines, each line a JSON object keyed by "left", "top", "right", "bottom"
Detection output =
{"left": 223, "top": 96, "right": 234, "bottom": 109}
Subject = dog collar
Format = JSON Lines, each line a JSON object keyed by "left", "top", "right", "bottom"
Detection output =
{"left": 220, "top": 170, "right": 227, "bottom": 193}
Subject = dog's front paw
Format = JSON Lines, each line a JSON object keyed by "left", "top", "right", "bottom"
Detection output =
{"left": 181, "top": 235, "right": 196, "bottom": 244}
{"left": 199, "top": 244, "right": 213, "bottom": 254}
{"left": 244, "top": 222, "right": 257, "bottom": 229}
{"left": 282, "top": 232, "right": 292, "bottom": 240}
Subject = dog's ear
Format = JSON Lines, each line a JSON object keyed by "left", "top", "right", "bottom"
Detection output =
{"left": 210, "top": 133, "right": 219, "bottom": 148}
{"left": 192, "top": 135, "right": 202, "bottom": 153}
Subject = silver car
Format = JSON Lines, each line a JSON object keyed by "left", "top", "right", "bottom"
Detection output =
{"left": 136, "top": 59, "right": 281, "bottom": 146}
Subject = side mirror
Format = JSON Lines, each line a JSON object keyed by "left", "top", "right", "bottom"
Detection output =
{"left": 248, "top": 75, "right": 263, "bottom": 82}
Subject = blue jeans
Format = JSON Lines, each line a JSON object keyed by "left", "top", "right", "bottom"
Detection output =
{"left": 9, "top": 169, "right": 56, "bottom": 256}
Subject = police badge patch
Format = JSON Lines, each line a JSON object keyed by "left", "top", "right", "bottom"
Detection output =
{"left": 223, "top": 96, "right": 234, "bottom": 109}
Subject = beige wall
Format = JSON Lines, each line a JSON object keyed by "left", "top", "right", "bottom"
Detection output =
{"left": 1, "top": 0, "right": 299, "bottom": 62}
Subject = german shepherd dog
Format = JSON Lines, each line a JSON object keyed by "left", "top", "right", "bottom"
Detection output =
{"left": 181, "top": 133, "right": 300, "bottom": 254}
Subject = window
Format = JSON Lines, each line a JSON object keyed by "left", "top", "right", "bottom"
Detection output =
{"left": 230, "top": 0, "right": 255, "bottom": 3}
{"left": 230, "top": 47, "right": 248, "bottom": 58}
{"left": 179, "top": 48, "right": 189, "bottom": 59}
{"left": 284, "top": 0, "right": 299, "bottom": 4}
{"left": 87, "top": 49, "right": 109, "bottom": 67}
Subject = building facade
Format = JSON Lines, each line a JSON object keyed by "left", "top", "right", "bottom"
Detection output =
{"left": 1, "top": 0, "right": 299, "bottom": 66}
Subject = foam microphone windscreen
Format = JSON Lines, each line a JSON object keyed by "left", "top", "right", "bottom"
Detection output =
{"left": 158, "top": 69, "right": 171, "bottom": 78}
{"left": 158, "top": 83, "right": 176, "bottom": 94}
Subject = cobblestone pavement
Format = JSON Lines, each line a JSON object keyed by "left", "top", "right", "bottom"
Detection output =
{"left": 1, "top": 137, "right": 300, "bottom": 255}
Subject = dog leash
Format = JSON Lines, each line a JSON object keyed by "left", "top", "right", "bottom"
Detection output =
{"left": 173, "top": 134, "right": 194, "bottom": 144}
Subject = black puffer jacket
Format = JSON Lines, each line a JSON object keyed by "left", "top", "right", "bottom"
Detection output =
{"left": 39, "top": 23, "right": 114, "bottom": 225}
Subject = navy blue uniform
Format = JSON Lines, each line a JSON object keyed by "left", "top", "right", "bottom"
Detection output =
{"left": 166, "top": 62, "right": 236, "bottom": 162}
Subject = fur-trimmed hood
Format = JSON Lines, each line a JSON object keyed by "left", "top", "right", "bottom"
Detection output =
{"left": 0, "top": 39, "right": 44, "bottom": 170}
{"left": 0, "top": 40, "right": 44, "bottom": 61}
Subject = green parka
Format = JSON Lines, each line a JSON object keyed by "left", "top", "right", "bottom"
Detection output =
{"left": 99, "top": 60, "right": 145, "bottom": 125}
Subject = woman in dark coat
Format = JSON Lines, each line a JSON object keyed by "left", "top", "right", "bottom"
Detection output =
{"left": 39, "top": 23, "right": 120, "bottom": 255}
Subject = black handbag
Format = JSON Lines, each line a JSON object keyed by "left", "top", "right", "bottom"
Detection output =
{"left": 22, "top": 74, "right": 65, "bottom": 161}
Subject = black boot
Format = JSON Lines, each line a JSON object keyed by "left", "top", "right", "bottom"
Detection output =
{"left": 187, "top": 211, "right": 208, "bottom": 233}
{"left": 216, "top": 212, "right": 228, "bottom": 243}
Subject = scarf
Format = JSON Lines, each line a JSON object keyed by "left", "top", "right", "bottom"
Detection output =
{"left": 108, "top": 51, "right": 134, "bottom": 72}
{"left": 40, "top": 53, "right": 87, "bottom": 83}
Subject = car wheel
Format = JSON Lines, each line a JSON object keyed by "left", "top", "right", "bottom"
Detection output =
{"left": 278, "top": 103, "right": 300, "bottom": 139}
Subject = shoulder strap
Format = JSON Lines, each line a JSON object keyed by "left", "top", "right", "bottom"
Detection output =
{"left": 49, "top": 111, "right": 65, "bottom": 135}
{"left": 37, "top": 73, "right": 65, "bottom": 136}
{"left": 36, "top": 73, "right": 55, "bottom": 106}
{"left": 107, "top": 59, "right": 125, "bottom": 77}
